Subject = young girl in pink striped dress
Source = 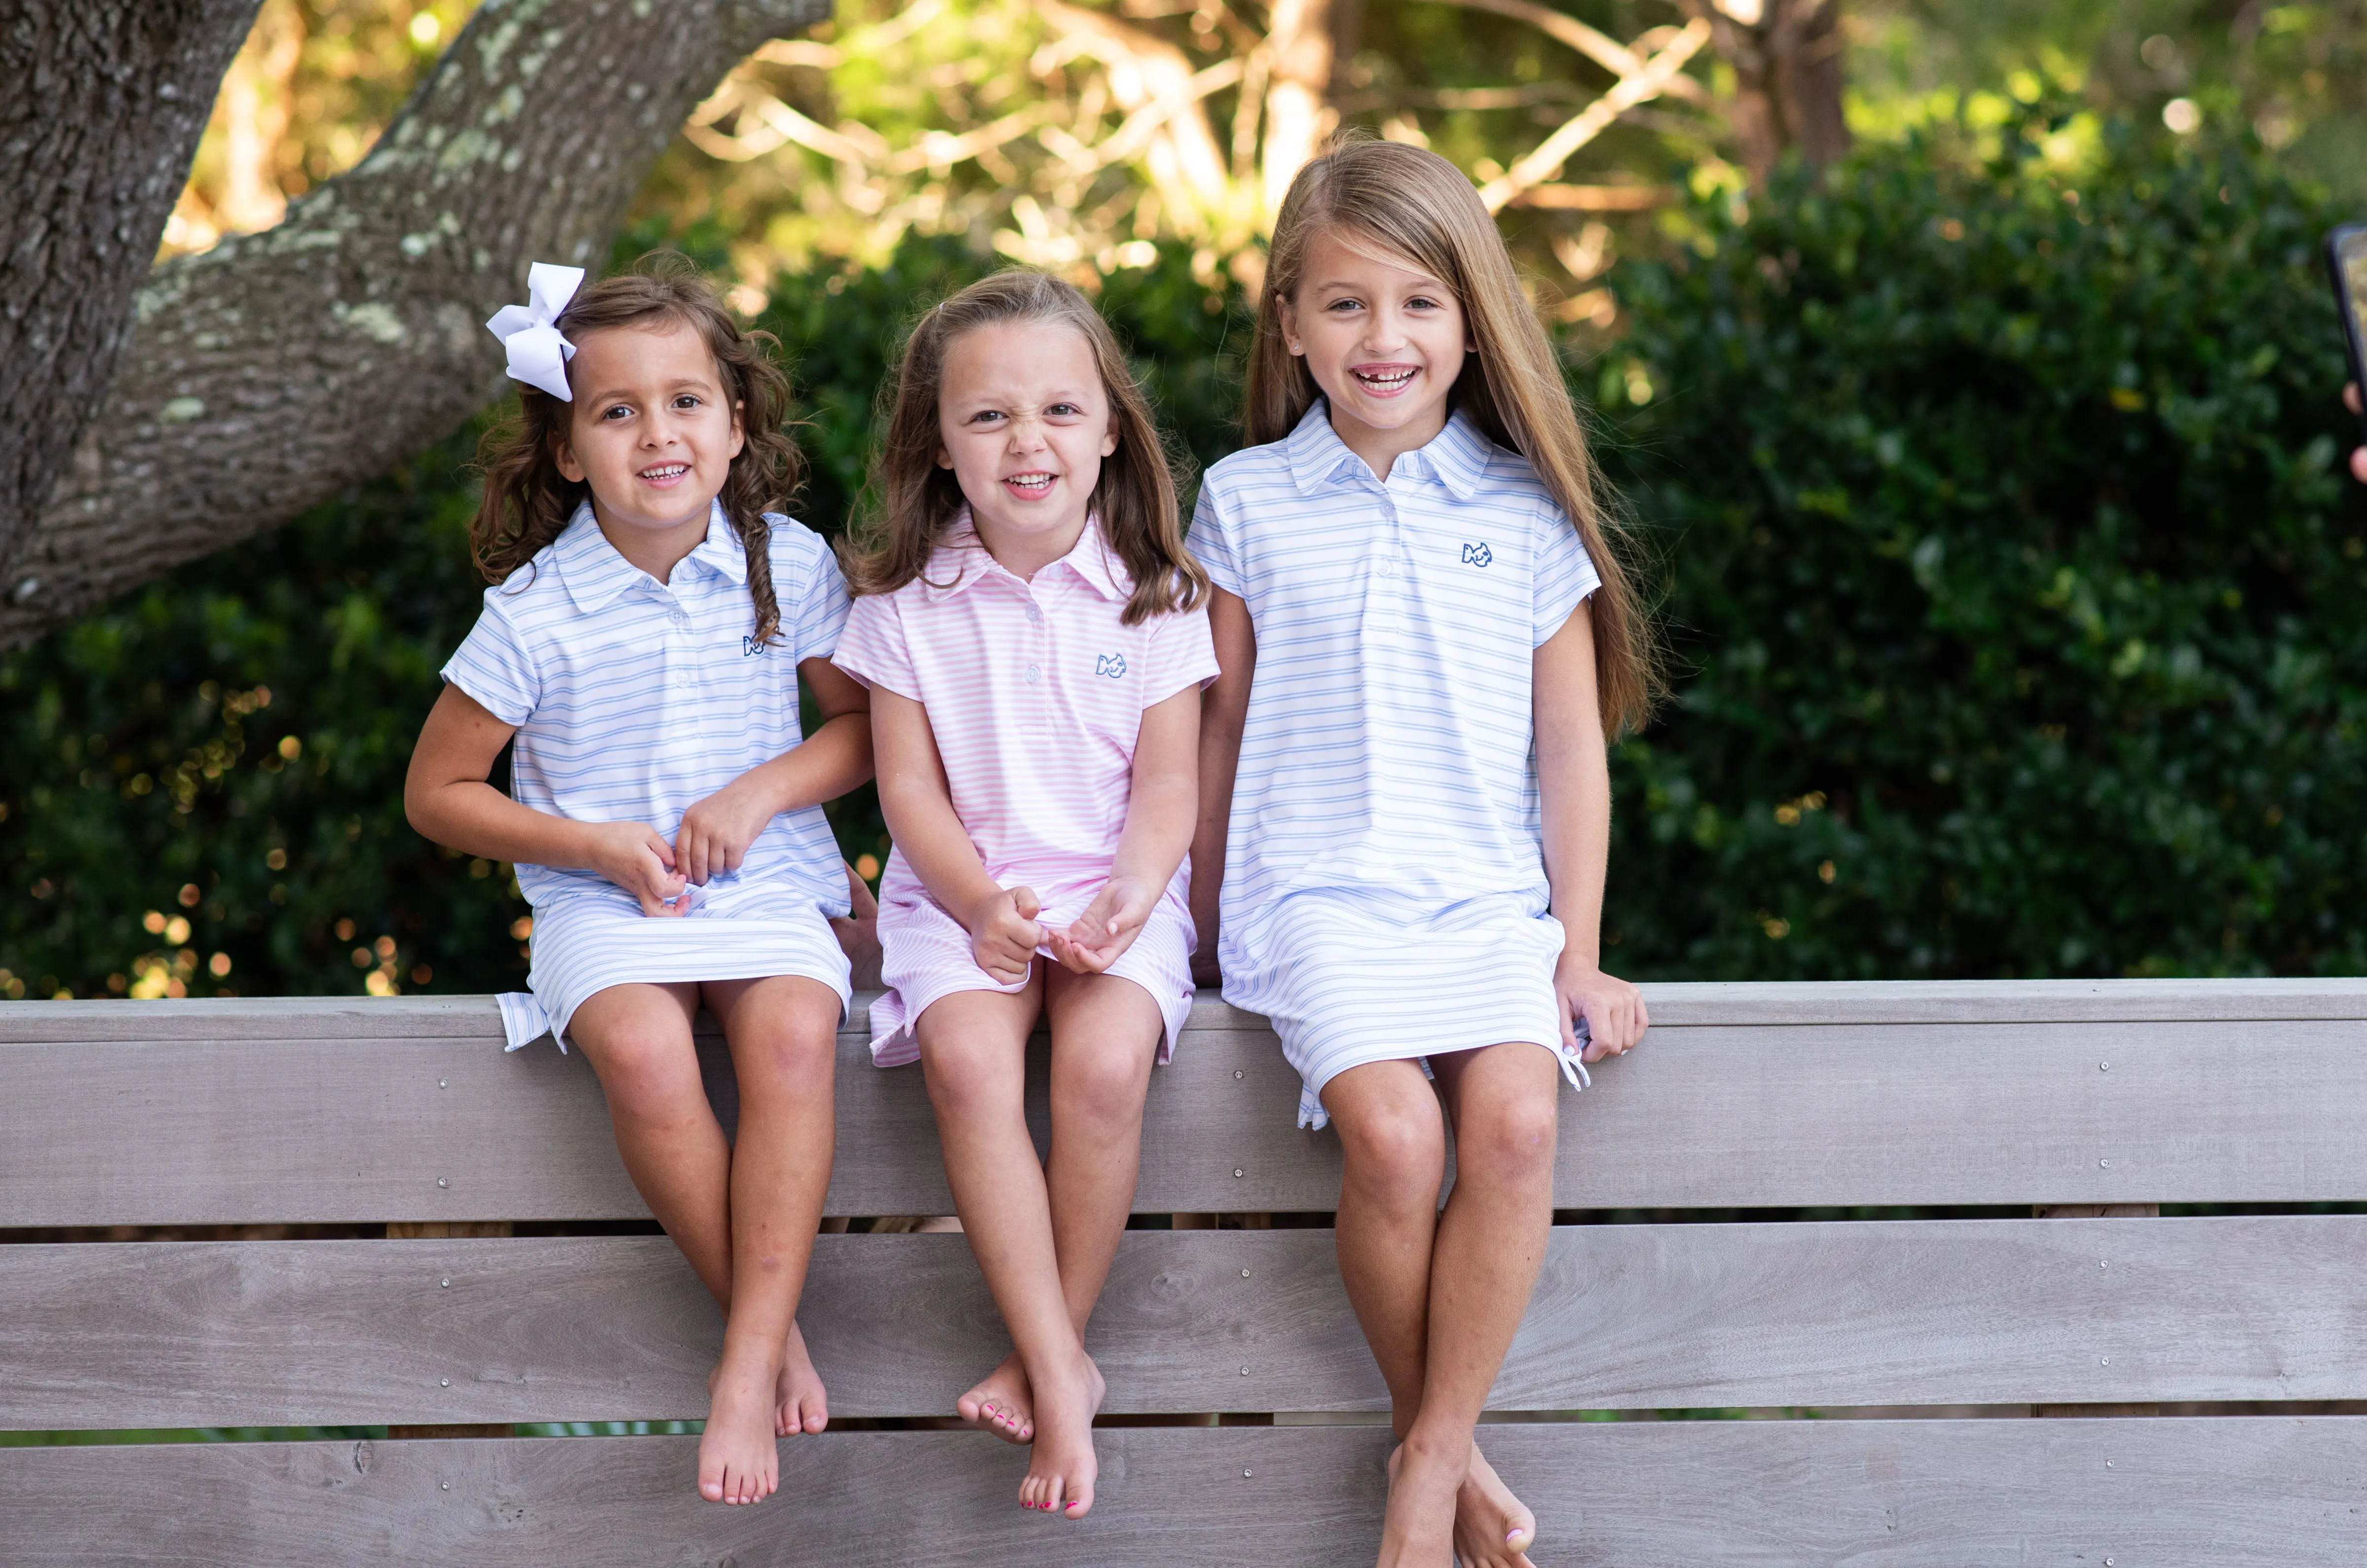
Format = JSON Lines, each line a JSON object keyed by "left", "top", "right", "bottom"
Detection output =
{"left": 829, "top": 271, "right": 1215, "bottom": 1521}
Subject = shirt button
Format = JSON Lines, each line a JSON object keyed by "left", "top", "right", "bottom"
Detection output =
{"left": 1027, "top": 605, "right": 1044, "bottom": 624}
{"left": 1378, "top": 558, "right": 1399, "bottom": 577}
{"left": 1025, "top": 664, "right": 1041, "bottom": 684}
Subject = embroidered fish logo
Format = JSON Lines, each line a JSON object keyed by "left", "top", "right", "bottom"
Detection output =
{"left": 1095, "top": 653, "right": 1128, "bottom": 678}
{"left": 741, "top": 636, "right": 770, "bottom": 657}
{"left": 1461, "top": 541, "right": 1494, "bottom": 568}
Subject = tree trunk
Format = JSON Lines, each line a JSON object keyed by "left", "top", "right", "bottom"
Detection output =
{"left": 1259, "top": 0, "right": 1363, "bottom": 216}
{"left": 1688, "top": 0, "right": 1849, "bottom": 185}
{"left": 0, "top": 0, "right": 830, "bottom": 651}
{"left": 0, "top": 1, "right": 263, "bottom": 617}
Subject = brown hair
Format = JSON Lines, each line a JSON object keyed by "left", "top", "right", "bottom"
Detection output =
{"left": 1246, "top": 136, "right": 1662, "bottom": 737}
{"left": 841, "top": 269, "right": 1207, "bottom": 626}
{"left": 469, "top": 254, "right": 804, "bottom": 644}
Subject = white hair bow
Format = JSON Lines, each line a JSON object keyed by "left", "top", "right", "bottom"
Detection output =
{"left": 485, "top": 262, "right": 585, "bottom": 401}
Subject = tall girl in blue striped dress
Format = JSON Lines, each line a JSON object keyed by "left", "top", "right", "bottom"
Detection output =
{"left": 1188, "top": 139, "right": 1657, "bottom": 1568}
{"left": 406, "top": 260, "right": 873, "bottom": 1509}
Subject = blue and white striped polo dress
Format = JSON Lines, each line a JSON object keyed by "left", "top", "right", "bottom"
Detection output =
{"left": 1190, "top": 403, "right": 1601, "bottom": 1128}
{"left": 441, "top": 500, "right": 854, "bottom": 1050}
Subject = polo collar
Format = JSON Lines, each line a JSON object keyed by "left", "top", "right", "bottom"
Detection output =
{"left": 554, "top": 499, "right": 742, "bottom": 614}
{"left": 1283, "top": 400, "right": 1492, "bottom": 500}
{"left": 920, "top": 510, "right": 1131, "bottom": 603}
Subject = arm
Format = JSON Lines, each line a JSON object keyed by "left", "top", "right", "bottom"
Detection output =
{"left": 870, "top": 685, "right": 1043, "bottom": 984}
{"left": 1051, "top": 682, "right": 1200, "bottom": 974}
{"left": 674, "top": 657, "right": 875, "bottom": 885}
{"left": 1187, "top": 588, "right": 1255, "bottom": 986}
{"left": 1534, "top": 600, "right": 1649, "bottom": 1059}
{"left": 403, "top": 683, "right": 690, "bottom": 916}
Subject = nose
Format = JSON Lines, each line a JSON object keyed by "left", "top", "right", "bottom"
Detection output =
{"left": 1005, "top": 415, "right": 1049, "bottom": 452}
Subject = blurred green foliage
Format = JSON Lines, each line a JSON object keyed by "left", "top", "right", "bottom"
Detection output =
{"left": 0, "top": 233, "right": 1251, "bottom": 1001}
{"left": 1601, "top": 108, "right": 2367, "bottom": 977}
{"left": 3, "top": 115, "right": 2361, "bottom": 998}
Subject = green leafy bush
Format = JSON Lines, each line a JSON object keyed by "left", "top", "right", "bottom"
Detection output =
{"left": 0, "top": 239, "right": 1247, "bottom": 999}
{"left": 1602, "top": 116, "right": 2367, "bottom": 978}
{"left": 4, "top": 121, "right": 2361, "bottom": 998}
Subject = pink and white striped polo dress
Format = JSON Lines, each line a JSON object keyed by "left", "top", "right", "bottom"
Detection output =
{"left": 830, "top": 512, "right": 1218, "bottom": 1065}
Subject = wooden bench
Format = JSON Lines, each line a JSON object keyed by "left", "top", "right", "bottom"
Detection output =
{"left": 6, "top": 979, "right": 2367, "bottom": 1563}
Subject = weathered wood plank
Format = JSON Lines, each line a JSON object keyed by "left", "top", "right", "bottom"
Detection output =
{"left": 5, "top": 1419, "right": 2366, "bottom": 1566}
{"left": 9, "top": 1005, "right": 2367, "bottom": 1223}
{"left": 9, "top": 1216, "right": 2367, "bottom": 1428}
{"left": 8, "top": 977, "right": 2365, "bottom": 1043}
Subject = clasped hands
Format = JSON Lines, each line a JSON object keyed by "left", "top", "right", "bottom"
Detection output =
{"left": 964, "top": 877, "right": 1156, "bottom": 983}
{"left": 585, "top": 775, "right": 779, "bottom": 917}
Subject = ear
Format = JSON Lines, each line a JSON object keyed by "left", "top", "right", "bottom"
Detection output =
{"left": 1100, "top": 426, "right": 1119, "bottom": 459}
{"left": 1277, "top": 294, "right": 1305, "bottom": 356}
{"left": 551, "top": 424, "right": 586, "bottom": 485}
{"left": 936, "top": 444, "right": 954, "bottom": 471}
{"left": 728, "top": 398, "right": 746, "bottom": 461}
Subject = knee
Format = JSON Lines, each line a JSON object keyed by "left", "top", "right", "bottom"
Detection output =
{"left": 1335, "top": 1097, "right": 1447, "bottom": 1210}
{"left": 590, "top": 1031, "right": 704, "bottom": 1122}
{"left": 735, "top": 1022, "right": 834, "bottom": 1101}
{"left": 921, "top": 1040, "right": 1014, "bottom": 1120}
{"left": 1453, "top": 1092, "right": 1559, "bottom": 1190}
{"left": 1054, "top": 1050, "right": 1149, "bottom": 1132}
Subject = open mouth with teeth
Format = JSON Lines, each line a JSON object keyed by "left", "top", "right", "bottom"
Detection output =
{"left": 638, "top": 463, "right": 690, "bottom": 485}
{"left": 1003, "top": 471, "right": 1058, "bottom": 496}
{"left": 1353, "top": 366, "right": 1419, "bottom": 395}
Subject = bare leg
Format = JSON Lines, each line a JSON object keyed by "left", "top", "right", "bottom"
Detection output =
{"left": 959, "top": 970, "right": 1163, "bottom": 1448}
{"left": 1399, "top": 1042, "right": 1561, "bottom": 1568}
{"left": 919, "top": 974, "right": 1099, "bottom": 1518}
{"left": 690, "top": 975, "right": 838, "bottom": 1503}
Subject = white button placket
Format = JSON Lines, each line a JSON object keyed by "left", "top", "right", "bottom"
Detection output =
{"left": 1022, "top": 583, "right": 1050, "bottom": 732}
{"left": 1377, "top": 476, "right": 1409, "bottom": 635}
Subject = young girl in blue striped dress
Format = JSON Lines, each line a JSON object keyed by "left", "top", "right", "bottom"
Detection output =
{"left": 406, "top": 259, "right": 872, "bottom": 1509}
{"left": 1188, "top": 139, "right": 1657, "bottom": 1568}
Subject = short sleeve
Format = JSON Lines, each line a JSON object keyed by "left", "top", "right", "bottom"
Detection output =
{"left": 1187, "top": 483, "right": 1244, "bottom": 597}
{"left": 1531, "top": 503, "right": 1602, "bottom": 647}
{"left": 441, "top": 596, "right": 540, "bottom": 726}
{"left": 1143, "top": 599, "right": 1221, "bottom": 705}
{"left": 778, "top": 523, "right": 851, "bottom": 663}
{"left": 829, "top": 592, "right": 920, "bottom": 699}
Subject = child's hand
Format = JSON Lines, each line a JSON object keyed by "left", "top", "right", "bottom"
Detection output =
{"left": 1554, "top": 953, "right": 1648, "bottom": 1063}
{"left": 676, "top": 777, "right": 778, "bottom": 886}
{"left": 1049, "top": 875, "right": 1156, "bottom": 975}
{"left": 965, "top": 885, "right": 1045, "bottom": 984}
{"left": 587, "top": 821, "right": 693, "bottom": 917}
{"left": 832, "top": 860, "right": 884, "bottom": 991}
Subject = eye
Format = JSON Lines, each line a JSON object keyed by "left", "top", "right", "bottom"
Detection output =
{"left": 1406, "top": 295, "right": 1443, "bottom": 312}
{"left": 969, "top": 409, "right": 1004, "bottom": 425}
{"left": 1325, "top": 297, "right": 1363, "bottom": 313}
{"left": 600, "top": 403, "right": 633, "bottom": 421}
{"left": 1046, "top": 401, "right": 1082, "bottom": 417}
{"left": 672, "top": 393, "right": 703, "bottom": 411}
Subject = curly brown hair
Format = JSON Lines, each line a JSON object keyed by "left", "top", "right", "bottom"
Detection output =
{"left": 469, "top": 254, "right": 804, "bottom": 644}
{"left": 840, "top": 269, "right": 1207, "bottom": 626}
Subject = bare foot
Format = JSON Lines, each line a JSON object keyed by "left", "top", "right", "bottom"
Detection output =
{"left": 957, "top": 1349, "right": 1035, "bottom": 1444}
{"left": 1453, "top": 1443, "right": 1538, "bottom": 1568}
{"left": 1378, "top": 1439, "right": 1463, "bottom": 1568}
{"left": 776, "top": 1319, "right": 829, "bottom": 1437}
{"left": 1017, "top": 1354, "right": 1106, "bottom": 1519}
{"left": 699, "top": 1346, "right": 783, "bottom": 1505}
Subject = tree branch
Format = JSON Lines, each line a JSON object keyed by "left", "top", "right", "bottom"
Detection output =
{"left": 2, "top": 0, "right": 829, "bottom": 651}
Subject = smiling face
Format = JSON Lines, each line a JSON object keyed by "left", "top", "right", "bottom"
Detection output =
{"left": 935, "top": 319, "right": 1118, "bottom": 573}
{"left": 553, "top": 317, "right": 745, "bottom": 549}
{"left": 1278, "top": 226, "right": 1471, "bottom": 477}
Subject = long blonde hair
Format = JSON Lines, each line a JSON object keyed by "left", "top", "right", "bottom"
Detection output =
{"left": 1247, "top": 136, "right": 1661, "bottom": 737}
{"left": 471, "top": 255, "right": 803, "bottom": 644}
{"left": 842, "top": 269, "right": 1207, "bottom": 625}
